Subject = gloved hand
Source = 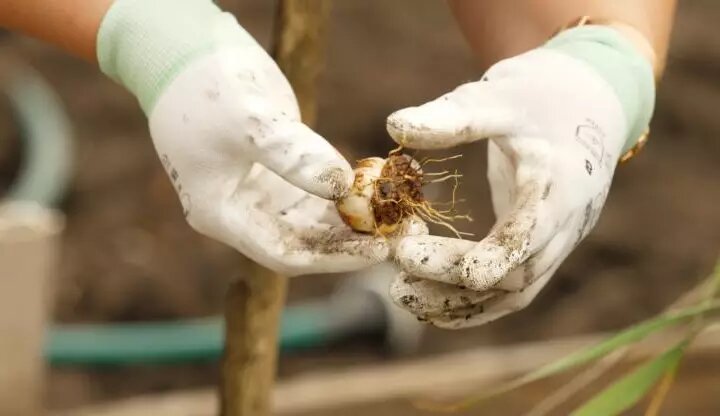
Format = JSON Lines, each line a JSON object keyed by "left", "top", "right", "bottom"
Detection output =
{"left": 386, "top": 25, "right": 655, "bottom": 328}
{"left": 97, "top": 0, "right": 423, "bottom": 276}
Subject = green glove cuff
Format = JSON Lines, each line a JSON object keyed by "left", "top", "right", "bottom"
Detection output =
{"left": 97, "top": 0, "right": 249, "bottom": 114}
{"left": 544, "top": 26, "right": 656, "bottom": 154}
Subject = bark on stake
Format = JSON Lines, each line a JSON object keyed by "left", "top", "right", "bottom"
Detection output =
{"left": 220, "top": 1, "right": 332, "bottom": 415}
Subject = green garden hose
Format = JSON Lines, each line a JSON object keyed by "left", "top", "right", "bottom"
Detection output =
{"left": 3, "top": 63, "right": 73, "bottom": 206}
{"left": 47, "top": 294, "right": 385, "bottom": 366}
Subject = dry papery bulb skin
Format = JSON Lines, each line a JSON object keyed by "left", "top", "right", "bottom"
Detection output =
{"left": 335, "top": 149, "right": 472, "bottom": 238}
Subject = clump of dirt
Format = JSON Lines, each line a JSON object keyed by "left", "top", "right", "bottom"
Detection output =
{"left": 336, "top": 149, "right": 471, "bottom": 237}
{"left": 371, "top": 152, "right": 425, "bottom": 230}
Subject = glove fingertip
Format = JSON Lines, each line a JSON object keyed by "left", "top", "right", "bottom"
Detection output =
{"left": 386, "top": 107, "right": 453, "bottom": 150}
{"left": 261, "top": 121, "right": 354, "bottom": 200}
{"left": 395, "top": 215, "right": 429, "bottom": 238}
{"left": 307, "top": 161, "right": 354, "bottom": 200}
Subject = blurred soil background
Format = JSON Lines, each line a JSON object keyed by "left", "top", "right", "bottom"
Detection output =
{"left": 1, "top": 0, "right": 719, "bottom": 413}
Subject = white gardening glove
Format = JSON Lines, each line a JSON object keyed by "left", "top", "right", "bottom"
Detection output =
{"left": 97, "top": 0, "right": 423, "bottom": 276}
{"left": 387, "top": 26, "right": 655, "bottom": 328}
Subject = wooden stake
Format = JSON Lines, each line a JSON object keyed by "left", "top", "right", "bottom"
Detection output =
{"left": 272, "top": 0, "right": 333, "bottom": 127}
{"left": 220, "top": 265, "right": 287, "bottom": 416}
{"left": 220, "top": 2, "right": 332, "bottom": 415}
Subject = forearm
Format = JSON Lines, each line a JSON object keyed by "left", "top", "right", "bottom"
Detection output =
{"left": 0, "top": 0, "right": 113, "bottom": 62}
{"left": 448, "top": 0, "right": 676, "bottom": 78}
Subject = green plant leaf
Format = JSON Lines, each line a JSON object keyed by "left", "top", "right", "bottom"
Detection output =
{"left": 571, "top": 340, "right": 688, "bottom": 416}
{"left": 495, "top": 300, "right": 720, "bottom": 394}
{"left": 644, "top": 359, "right": 682, "bottom": 416}
{"left": 415, "top": 301, "right": 720, "bottom": 412}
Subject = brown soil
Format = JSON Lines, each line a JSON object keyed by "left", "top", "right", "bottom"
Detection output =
{"left": 372, "top": 153, "right": 424, "bottom": 232}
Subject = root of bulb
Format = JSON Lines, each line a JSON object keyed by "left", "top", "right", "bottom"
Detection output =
{"left": 336, "top": 148, "right": 472, "bottom": 239}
